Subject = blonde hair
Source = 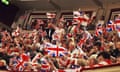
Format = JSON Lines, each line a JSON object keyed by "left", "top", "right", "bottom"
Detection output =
{"left": 0, "top": 59, "right": 6, "bottom": 66}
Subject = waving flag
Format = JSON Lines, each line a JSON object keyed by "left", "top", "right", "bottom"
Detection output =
{"left": 44, "top": 43, "right": 67, "bottom": 57}
{"left": 115, "top": 18, "right": 120, "bottom": 31}
{"left": 12, "top": 26, "right": 20, "bottom": 36}
{"left": 15, "top": 58, "right": 27, "bottom": 71}
{"left": 78, "top": 30, "right": 92, "bottom": 48}
{"left": 106, "top": 20, "right": 116, "bottom": 32}
{"left": 78, "top": 37, "right": 86, "bottom": 48}
{"left": 115, "top": 18, "right": 120, "bottom": 25}
{"left": 52, "top": 31, "right": 59, "bottom": 40}
{"left": 13, "top": 53, "right": 30, "bottom": 71}
{"left": 95, "top": 24, "right": 103, "bottom": 36}
{"left": 73, "top": 11, "right": 84, "bottom": 23}
{"left": 116, "top": 24, "right": 120, "bottom": 31}
{"left": 31, "top": 53, "right": 42, "bottom": 66}
{"left": 115, "top": 18, "right": 120, "bottom": 37}
{"left": 46, "top": 12, "right": 56, "bottom": 18}
{"left": 73, "top": 11, "right": 90, "bottom": 26}
{"left": 47, "top": 46, "right": 67, "bottom": 57}
{"left": 40, "top": 58, "right": 50, "bottom": 71}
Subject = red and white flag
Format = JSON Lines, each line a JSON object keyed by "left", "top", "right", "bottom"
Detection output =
{"left": 31, "top": 53, "right": 42, "bottom": 66}
{"left": 14, "top": 53, "right": 30, "bottom": 71}
{"left": 12, "top": 26, "right": 21, "bottom": 36}
{"left": 46, "top": 45, "right": 67, "bottom": 57}
{"left": 73, "top": 11, "right": 91, "bottom": 26}
{"left": 73, "top": 11, "right": 84, "bottom": 24}
{"left": 40, "top": 58, "right": 50, "bottom": 71}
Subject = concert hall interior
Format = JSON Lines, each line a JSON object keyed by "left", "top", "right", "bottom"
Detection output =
{"left": 0, "top": 0, "right": 120, "bottom": 72}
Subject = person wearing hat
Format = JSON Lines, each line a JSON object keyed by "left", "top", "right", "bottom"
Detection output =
{"left": 0, "top": 59, "right": 7, "bottom": 70}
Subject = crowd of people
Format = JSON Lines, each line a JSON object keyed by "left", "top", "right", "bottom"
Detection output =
{"left": 0, "top": 11, "right": 120, "bottom": 72}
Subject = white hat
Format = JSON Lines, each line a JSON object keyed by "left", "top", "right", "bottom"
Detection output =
{"left": 109, "top": 42, "right": 114, "bottom": 46}
{"left": 0, "top": 59, "right": 6, "bottom": 66}
{"left": 89, "top": 54, "right": 98, "bottom": 59}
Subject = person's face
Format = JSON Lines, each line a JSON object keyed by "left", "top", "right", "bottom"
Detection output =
{"left": 0, "top": 61, "right": 4, "bottom": 67}
{"left": 104, "top": 45, "right": 110, "bottom": 52}
{"left": 93, "top": 46, "right": 98, "bottom": 51}
{"left": 68, "top": 43, "right": 74, "bottom": 50}
{"left": 116, "top": 42, "right": 120, "bottom": 49}
{"left": 58, "top": 22, "right": 64, "bottom": 28}
{"left": 97, "top": 55, "right": 104, "bottom": 62}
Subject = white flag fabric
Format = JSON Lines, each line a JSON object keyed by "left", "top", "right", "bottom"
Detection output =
{"left": 73, "top": 11, "right": 83, "bottom": 18}
{"left": 118, "top": 31, "right": 120, "bottom": 38}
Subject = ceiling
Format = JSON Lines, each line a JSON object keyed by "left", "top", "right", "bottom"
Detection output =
{"left": 10, "top": 0, "right": 120, "bottom": 11}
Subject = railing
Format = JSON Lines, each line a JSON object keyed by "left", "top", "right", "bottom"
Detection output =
{"left": 81, "top": 64, "right": 120, "bottom": 72}
{"left": 0, "top": 64, "right": 120, "bottom": 72}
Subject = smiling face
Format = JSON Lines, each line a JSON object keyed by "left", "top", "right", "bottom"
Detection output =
{"left": 68, "top": 42, "right": 75, "bottom": 51}
{"left": 0, "top": 60, "right": 6, "bottom": 67}
{"left": 116, "top": 42, "right": 120, "bottom": 49}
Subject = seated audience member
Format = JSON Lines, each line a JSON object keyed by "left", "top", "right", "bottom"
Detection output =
{"left": 0, "top": 59, "right": 7, "bottom": 70}
{"left": 112, "top": 42, "right": 120, "bottom": 58}
{"left": 96, "top": 51, "right": 112, "bottom": 66}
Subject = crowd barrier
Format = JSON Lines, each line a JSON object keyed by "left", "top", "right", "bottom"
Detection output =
{"left": 60, "top": 64, "right": 120, "bottom": 72}
{"left": 0, "top": 64, "right": 120, "bottom": 72}
{"left": 81, "top": 64, "right": 120, "bottom": 72}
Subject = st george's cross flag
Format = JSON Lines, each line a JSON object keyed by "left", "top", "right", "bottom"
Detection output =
{"left": 12, "top": 26, "right": 21, "bottom": 36}
{"left": 73, "top": 11, "right": 91, "bottom": 26}
{"left": 73, "top": 11, "right": 84, "bottom": 24}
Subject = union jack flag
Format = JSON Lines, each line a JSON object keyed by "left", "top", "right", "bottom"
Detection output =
{"left": 15, "top": 58, "right": 27, "bottom": 71}
{"left": 40, "top": 58, "right": 50, "bottom": 71}
{"left": 13, "top": 53, "right": 30, "bottom": 71}
{"left": 95, "top": 24, "right": 103, "bottom": 36}
{"left": 115, "top": 18, "right": 120, "bottom": 31}
{"left": 106, "top": 20, "right": 116, "bottom": 32}
{"left": 78, "top": 37, "right": 86, "bottom": 48}
{"left": 78, "top": 30, "right": 92, "bottom": 48}
{"left": 114, "top": 18, "right": 120, "bottom": 25}
{"left": 116, "top": 25, "right": 120, "bottom": 31}
{"left": 44, "top": 43, "right": 67, "bottom": 57}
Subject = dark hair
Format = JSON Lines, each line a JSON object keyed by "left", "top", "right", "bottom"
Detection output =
{"left": 97, "top": 51, "right": 111, "bottom": 59}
